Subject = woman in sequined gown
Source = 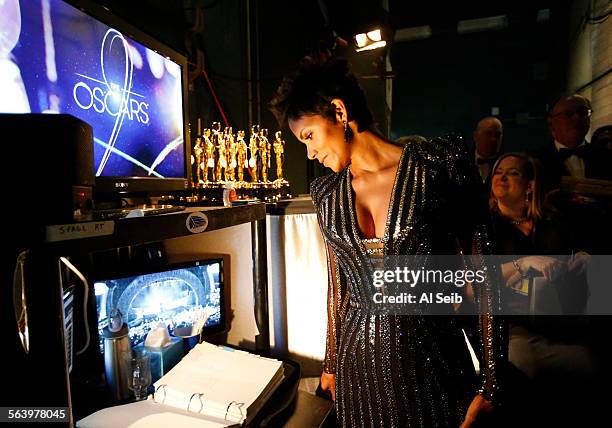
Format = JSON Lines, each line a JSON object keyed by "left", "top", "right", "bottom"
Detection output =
{"left": 270, "top": 56, "right": 506, "bottom": 427}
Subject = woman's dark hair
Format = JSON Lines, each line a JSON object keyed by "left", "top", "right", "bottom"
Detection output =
{"left": 269, "top": 56, "right": 374, "bottom": 132}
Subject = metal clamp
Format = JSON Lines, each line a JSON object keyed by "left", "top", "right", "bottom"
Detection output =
{"left": 225, "top": 401, "right": 245, "bottom": 421}
{"left": 152, "top": 384, "right": 167, "bottom": 404}
{"left": 187, "top": 393, "right": 205, "bottom": 413}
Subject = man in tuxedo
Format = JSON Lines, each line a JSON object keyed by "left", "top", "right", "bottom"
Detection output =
{"left": 530, "top": 95, "right": 612, "bottom": 421}
{"left": 532, "top": 93, "right": 612, "bottom": 255}
{"left": 531, "top": 93, "right": 612, "bottom": 196}
{"left": 473, "top": 116, "right": 503, "bottom": 186}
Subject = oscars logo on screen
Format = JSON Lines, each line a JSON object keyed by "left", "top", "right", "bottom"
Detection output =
{"left": 72, "top": 28, "right": 149, "bottom": 125}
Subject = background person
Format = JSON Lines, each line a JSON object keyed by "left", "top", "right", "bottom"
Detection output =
{"left": 531, "top": 93, "right": 611, "bottom": 196}
{"left": 488, "top": 152, "right": 598, "bottom": 426}
{"left": 473, "top": 116, "right": 504, "bottom": 186}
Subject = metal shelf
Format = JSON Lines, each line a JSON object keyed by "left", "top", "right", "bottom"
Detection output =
{"left": 44, "top": 203, "right": 267, "bottom": 252}
{"left": 16, "top": 203, "right": 269, "bottom": 427}
{"left": 265, "top": 196, "right": 315, "bottom": 215}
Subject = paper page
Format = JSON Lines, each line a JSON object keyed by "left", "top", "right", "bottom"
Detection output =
{"left": 153, "top": 342, "right": 283, "bottom": 423}
{"left": 76, "top": 400, "right": 232, "bottom": 428}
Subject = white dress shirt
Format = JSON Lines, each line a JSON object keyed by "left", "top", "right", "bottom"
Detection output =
{"left": 554, "top": 140, "right": 586, "bottom": 178}
{"left": 475, "top": 153, "right": 496, "bottom": 183}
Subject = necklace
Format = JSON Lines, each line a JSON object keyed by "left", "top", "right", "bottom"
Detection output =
{"left": 507, "top": 217, "right": 530, "bottom": 225}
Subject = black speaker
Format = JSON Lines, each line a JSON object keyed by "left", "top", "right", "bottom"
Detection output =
{"left": 3, "top": 113, "right": 94, "bottom": 236}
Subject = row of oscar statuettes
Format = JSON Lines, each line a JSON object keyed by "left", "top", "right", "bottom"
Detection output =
{"left": 192, "top": 122, "right": 289, "bottom": 189}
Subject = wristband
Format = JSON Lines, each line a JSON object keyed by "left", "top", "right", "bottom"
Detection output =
{"left": 512, "top": 259, "right": 528, "bottom": 279}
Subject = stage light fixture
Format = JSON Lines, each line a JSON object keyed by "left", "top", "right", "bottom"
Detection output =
{"left": 354, "top": 28, "right": 387, "bottom": 52}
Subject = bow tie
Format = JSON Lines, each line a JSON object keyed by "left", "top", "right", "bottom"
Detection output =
{"left": 476, "top": 157, "right": 496, "bottom": 165}
{"left": 558, "top": 145, "right": 588, "bottom": 161}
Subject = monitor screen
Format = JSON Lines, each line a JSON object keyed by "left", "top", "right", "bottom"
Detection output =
{"left": 93, "top": 259, "right": 226, "bottom": 352}
{"left": 0, "top": 0, "right": 188, "bottom": 186}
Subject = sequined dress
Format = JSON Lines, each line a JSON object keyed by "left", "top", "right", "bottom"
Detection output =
{"left": 311, "top": 136, "right": 506, "bottom": 427}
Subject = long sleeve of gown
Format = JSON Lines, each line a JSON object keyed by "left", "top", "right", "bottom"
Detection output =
{"left": 322, "top": 243, "right": 348, "bottom": 374}
{"left": 438, "top": 134, "right": 508, "bottom": 405}
{"left": 470, "top": 225, "right": 507, "bottom": 404}
{"left": 310, "top": 177, "right": 349, "bottom": 375}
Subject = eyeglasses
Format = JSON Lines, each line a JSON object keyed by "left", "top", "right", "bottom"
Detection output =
{"left": 551, "top": 107, "right": 592, "bottom": 119}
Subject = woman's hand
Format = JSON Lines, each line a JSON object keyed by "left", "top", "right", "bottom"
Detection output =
{"left": 519, "top": 256, "right": 565, "bottom": 281}
{"left": 568, "top": 251, "right": 590, "bottom": 275}
{"left": 460, "top": 394, "right": 493, "bottom": 428}
{"left": 320, "top": 371, "right": 336, "bottom": 401}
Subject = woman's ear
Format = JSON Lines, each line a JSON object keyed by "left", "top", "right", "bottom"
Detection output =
{"left": 331, "top": 98, "right": 348, "bottom": 123}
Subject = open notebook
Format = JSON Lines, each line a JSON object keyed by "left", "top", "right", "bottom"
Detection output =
{"left": 77, "top": 342, "right": 285, "bottom": 427}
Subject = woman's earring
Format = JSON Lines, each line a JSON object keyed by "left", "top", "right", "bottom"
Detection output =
{"left": 525, "top": 190, "right": 531, "bottom": 205}
{"left": 343, "top": 120, "right": 353, "bottom": 143}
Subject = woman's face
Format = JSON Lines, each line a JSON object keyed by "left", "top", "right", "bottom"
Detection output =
{"left": 491, "top": 156, "right": 532, "bottom": 208}
{"left": 288, "top": 114, "right": 351, "bottom": 173}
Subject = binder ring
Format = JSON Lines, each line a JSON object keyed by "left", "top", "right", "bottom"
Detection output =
{"left": 188, "top": 393, "right": 205, "bottom": 413}
{"left": 153, "top": 384, "right": 167, "bottom": 404}
{"left": 225, "top": 401, "right": 245, "bottom": 421}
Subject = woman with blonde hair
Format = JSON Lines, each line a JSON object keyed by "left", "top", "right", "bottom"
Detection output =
{"left": 489, "top": 152, "right": 595, "bottom": 426}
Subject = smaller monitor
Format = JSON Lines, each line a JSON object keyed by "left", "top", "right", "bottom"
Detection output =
{"left": 93, "top": 258, "right": 227, "bottom": 353}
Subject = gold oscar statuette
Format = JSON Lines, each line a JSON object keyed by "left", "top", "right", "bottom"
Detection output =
{"left": 203, "top": 128, "right": 215, "bottom": 183}
{"left": 225, "top": 127, "right": 237, "bottom": 182}
{"left": 193, "top": 135, "right": 204, "bottom": 186}
{"left": 212, "top": 122, "right": 226, "bottom": 182}
{"left": 273, "top": 130, "right": 286, "bottom": 182}
{"left": 236, "top": 130, "right": 248, "bottom": 183}
{"left": 259, "top": 128, "right": 270, "bottom": 183}
{"left": 249, "top": 124, "right": 260, "bottom": 183}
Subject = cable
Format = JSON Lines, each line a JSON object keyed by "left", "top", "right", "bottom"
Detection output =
{"left": 188, "top": 59, "right": 230, "bottom": 128}
{"left": 576, "top": 66, "right": 612, "bottom": 92}
{"left": 13, "top": 251, "right": 29, "bottom": 354}
{"left": 60, "top": 257, "right": 90, "bottom": 356}
{"left": 200, "top": 69, "right": 230, "bottom": 128}
{"left": 587, "top": 8, "right": 612, "bottom": 23}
